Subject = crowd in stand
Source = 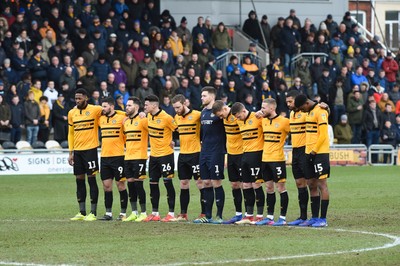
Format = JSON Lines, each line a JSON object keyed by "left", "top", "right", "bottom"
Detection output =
{"left": 0, "top": 1, "right": 399, "bottom": 149}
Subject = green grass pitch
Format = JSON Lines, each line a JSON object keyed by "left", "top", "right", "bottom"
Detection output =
{"left": 0, "top": 166, "right": 399, "bottom": 265}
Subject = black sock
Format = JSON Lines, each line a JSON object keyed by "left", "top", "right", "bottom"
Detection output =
{"left": 255, "top": 187, "right": 265, "bottom": 216}
{"left": 203, "top": 187, "right": 214, "bottom": 219}
{"left": 150, "top": 183, "right": 160, "bottom": 212}
{"left": 128, "top": 182, "right": 138, "bottom": 212}
{"left": 105, "top": 191, "right": 113, "bottom": 212}
{"left": 266, "top": 192, "right": 276, "bottom": 216}
{"left": 214, "top": 186, "right": 225, "bottom": 218}
{"left": 135, "top": 181, "right": 146, "bottom": 212}
{"left": 119, "top": 189, "right": 128, "bottom": 213}
{"left": 280, "top": 191, "right": 289, "bottom": 217}
{"left": 298, "top": 187, "right": 309, "bottom": 220}
{"left": 311, "top": 196, "right": 321, "bottom": 218}
{"left": 232, "top": 188, "right": 243, "bottom": 213}
{"left": 88, "top": 176, "right": 98, "bottom": 215}
{"left": 76, "top": 179, "right": 86, "bottom": 215}
{"left": 320, "top": 199, "right": 329, "bottom": 219}
{"left": 164, "top": 179, "right": 175, "bottom": 212}
{"left": 200, "top": 188, "right": 206, "bottom": 215}
{"left": 243, "top": 188, "right": 255, "bottom": 215}
{"left": 180, "top": 188, "right": 190, "bottom": 214}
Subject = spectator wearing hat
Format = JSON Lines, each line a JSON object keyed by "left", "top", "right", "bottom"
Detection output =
{"left": 92, "top": 54, "right": 112, "bottom": 83}
{"left": 28, "top": 20, "right": 42, "bottom": 48}
{"left": 211, "top": 22, "right": 231, "bottom": 58}
{"left": 259, "top": 14, "right": 271, "bottom": 48}
{"left": 159, "top": 9, "right": 177, "bottom": 30}
{"left": 318, "top": 67, "right": 333, "bottom": 104}
{"left": 341, "top": 11, "right": 353, "bottom": 33}
{"left": 368, "top": 52, "right": 383, "bottom": 74}
{"left": 324, "top": 14, "right": 339, "bottom": 38}
{"left": 329, "top": 32, "right": 347, "bottom": 54}
{"left": 90, "top": 28, "right": 106, "bottom": 55}
{"left": 160, "top": 17, "right": 173, "bottom": 41}
{"left": 238, "top": 75, "right": 256, "bottom": 104}
{"left": 1, "top": 6, "right": 15, "bottom": 28}
{"left": 242, "top": 55, "right": 259, "bottom": 76}
{"left": 226, "top": 55, "right": 245, "bottom": 76}
{"left": 138, "top": 53, "right": 157, "bottom": 81}
{"left": 104, "top": 42, "right": 118, "bottom": 65}
{"left": 132, "top": 19, "right": 147, "bottom": 42}
{"left": 27, "top": 48, "right": 49, "bottom": 86}
{"left": 79, "top": 3, "right": 94, "bottom": 28}
{"left": 52, "top": 92, "right": 68, "bottom": 144}
{"left": 287, "top": 9, "right": 301, "bottom": 29}
{"left": 121, "top": 52, "right": 139, "bottom": 94}
{"left": 128, "top": 40, "right": 145, "bottom": 63}
{"left": 198, "top": 43, "right": 211, "bottom": 69}
{"left": 270, "top": 17, "right": 285, "bottom": 60}
{"left": 176, "top": 16, "right": 192, "bottom": 47}
{"left": 72, "top": 28, "right": 90, "bottom": 57}
{"left": 145, "top": 0, "right": 159, "bottom": 27}
{"left": 348, "top": 24, "right": 361, "bottom": 43}
{"left": 334, "top": 114, "right": 353, "bottom": 144}
{"left": 381, "top": 51, "right": 399, "bottom": 91}
{"left": 242, "top": 10, "right": 263, "bottom": 43}
{"left": 347, "top": 87, "right": 364, "bottom": 144}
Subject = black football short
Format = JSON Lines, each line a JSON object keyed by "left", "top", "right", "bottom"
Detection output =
{"left": 124, "top": 159, "right": 147, "bottom": 180}
{"left": 227, "top": 154, "right": 243, "bottom": 182}
{"left": 73, "top": 148, "right": 99, "bottom": 176}
{"left": 178, "top": 152, "right": 201, "bottom": 180}
{"left": 292, "top": 146, "right": 306, "bottom": 179}
{"left": 305, "top": 153, "right": 330, "bottom": 180}
{"left": 100, "top": 156, "right": 125, "bottom": 181}
{"left": 262, "top": 161, "right": 287, "bottom": 183}
{"left": 241, "top": 151, "right": 263, "bottom": 183}
{"left": 149, "top": 153, "right": 175, "bottom": 182}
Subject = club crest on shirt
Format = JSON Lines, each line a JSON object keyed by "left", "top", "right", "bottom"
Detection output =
{"left": 210, "top": 113, "right": 215, "bottom": 117}
{"left": 156, "top": 119, "right": 161, "bottom": 124}
{"left": 275, "top": 123, "right": 279, "bottom": 128}
{"left": 230, "top": 116, "right": 235, "bottom": 122}
{"left": 134, "top": 122, "right": 138, "bottom": 126}
{"left": 112, "top": 119, "right": 116, "bottom": 124}
{"left": 188, "top": 116, "right": 192, "bottom": 120}
{"left": 297, "top": 114, "right": 302, "bottom": 118}
{"left": 321, "top": 113, "right": 327, "bottom": 121}
{"left": 248, "top": 120, "right": 253, "bottom": 125}
{"left": 85, "top": 111, "right": 90, "bottom": 116}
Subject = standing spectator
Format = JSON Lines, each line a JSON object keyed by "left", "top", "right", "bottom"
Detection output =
{"left": 324, "top": 14, "right": 339, "bottom": 38}
{"left": 329, "top": 77, "right": 346, "bottom": 125}
{"left": 294, "top": 59, "right": 312, "bottom": 96}
{"left": 242, "top": 10, "right": 262, "bottom": 43}
{"left": 211, "top": 22, "right": 231, "bottom": 58}
{"left": 38, "top": 96, "right": 50, "bottom": 143}
{"left": 47, "top": 56, "right": 64, "bottom": 89}
{"left": 128, "top": 40, "right": 145, "bottom": 63}
{"left": 260, "top": 15, "right": 271, "bottom": 49}
{"left": 92, "top": 54, "right": 112, "bottom": 83}
{"left": 351, "top": 65, "right": 368, "bottom": 87}
{"left": 52, "top": 93, "right": 68, "bottom": 144}
{"left": 28, "top": 48, "right": 49, "bottom": 86}
{"left": 389, "top": 84, "right": 400, "bottom": 104}
{"left": 280, "top": 18, "right": 300, "bottom": 76}
{"left": 363, "top": 99, "right": 383, "bottom": 149}
{"left": 121, "top": 52, "right": 138, "bottom": 94}
{"left": 192, "top": 16, "right": 209, "bottom": 47}
{"left": 114, "top": 83, "right": 130, "bottom": 105}
{"left": 318, "top": 68, "right": 333, "bottom": 104}
{"left": 43, "top": 81, "right": 58, "bottom": 110}
{"left": 11, "top": 48, "right": 29, "bottom": 80}
{"left": 381, "top": 51, "right": 399, "bottom": 91}
{"left": 9, "top": 95, "right": 24, "bottom": 144}
{"left": 24, "top": 91, "right": 41, "bottom": 145}
{"left": 286, "top": 9, "right": 301, "bottom": 29}
{"left": 59, "top": 67, "right": 76, "bottom": 92}
{"left": 0, "top": 95, "right": 11, "bottom": 143}
{"left": 138, "top": 53, "right": 157, "bottom": 81}
{"left": 176, "top": 16, "right": 192, "bottom": 48}
{"left": 81, "top": 42, "right": 99, "bottom": 67}
{"left": 334, "top": 114, "right": 353, "bottom": 144}
{"left": 78, "top": 68, "right": 98, "bottom": 96}
{"left": 2, "top": 58, "right": 18, "bottom": 85}
{"left": 347, "top": 89, "right": 364, "bottom": 144}
{"left": 382, "top": 104, "right": 396, "bottom": 125}
{"left": 378, "top": 93, "right": 395, "bottom": 113}
{"left": 381, "top": 120, "right": 397, "bottom": 163}
{"left": 270, "top": 17, "right": 285, "bottom": 60}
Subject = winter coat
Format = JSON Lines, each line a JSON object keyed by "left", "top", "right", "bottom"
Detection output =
{"left": 212, "top": 29, "right": 231, "bottom": 50}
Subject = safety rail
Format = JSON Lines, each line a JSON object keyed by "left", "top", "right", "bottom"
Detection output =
{"left": 290, "top": 52, "right": 329, "bottom": 80}
{"left": 368, "top": 144, "right": 396, "bottom": 166}
{"left": 215, "top": 51, "right": 264, "bottom": 77}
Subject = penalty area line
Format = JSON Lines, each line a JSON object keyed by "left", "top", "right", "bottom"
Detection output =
{"left": 155, "top": 228, "right": 400, "bottom": 266}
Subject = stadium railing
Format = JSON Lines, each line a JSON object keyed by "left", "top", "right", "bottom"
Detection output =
{"left": 368, "top": 144, "right": 396, "bottom": 166}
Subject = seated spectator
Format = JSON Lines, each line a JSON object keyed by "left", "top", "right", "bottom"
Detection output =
{"left": 88, "top": 90, "right": 101, "bottom": 106}
{"left": 334, "top": 114, "right": 353, "bottom": 144}
{"left": 135, "top": 78, "right": 154, "bottom": 103}
{"left": 226, "top": 55, "right": 245, "bottom": 76}
{"left": 160, "top": 95, "right": 175, "bottom": 117}
{"left": 243, "top": 94, "right": 257, "bottom": 112}
{"left": 114, "top": 82, "right": 130, "bottom": 105}
{"left": 260, "top": 82, "right": 276, "bottom": 102}
{"left": 351, "top": 65, "right": 368, "bottom": 87}
{"left": 114, "top": 94, "right": 125, "bottom": 111}
{"left": 242, "top": 55, "right": 259, "bottom": 76}
{"left": 389, "top": 84, "right": 400, "bottom": 103}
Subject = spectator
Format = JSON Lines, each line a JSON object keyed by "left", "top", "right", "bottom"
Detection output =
{"left": 334, "top": 114, "right": 352, "bottom": 144}
{"left": 389, "top": 84, "right": 400, "bottom": 103}
{"left": 329, "top": 77, "right": 346, "bottom": 125}
{"left": 0, "top": 94, "right": 11, "bottom": 143}
{"left": 27, "top": 48, "right": 49, "bottom": 85}
{"left": 363, "top": 99, "right": 383, "bottom": 148}
{"left": 43, "top": 81, "right": 58, "bottom": 110}
{"left": 382, "top": 103, "right": 396, "bottom": 125}
{"left": 192, "top": 16, "right": 209, "bottom": 47}
{"left": 260, "top": 81, "right": 276, "bottom": 103}
{"left": 114, "top": 94, "right": 125, "bottom": 111}
{"left": 347, "top": 88, "right": 364, "bottom": 144}
{"left": 378, "top": 93, "right": 395, "bottom": 113}
{"left": 270, "top": 17, "right": 285, "bottom": 60}
{"left": 280, "top": 18, "right": 300, "bottom": 76}
{"left": 381, "top": 52, "right": 399, "bottom": 91}
{"left": 135, "top": 78, "right": 154, "bottom": 103}
{"left": 242, "top": 10, "right": 262, "bottom": 43}
{"left": 243, "top": 93, "right": 257, "bottom": 112}
{"left": 341, "top": 11, "right": 352, "bottom": 33}
{"left": 381, "top": 120, "right": 397, "bottom": 163}
{"left": 88, "top": 90, "right": 101, "bottom": 106}
{"left": 114, "top": 82, "right": 130, "bottom": 105}
{"left": 226, "top": 55, "right": 245, "bottom": 77}
{"left": 324, "top": 14, "right": 339, "bottom": 38}
{"left": 81, "top": 42, "right": 99, "bottom": 67}
{"left": 189, "top": 76, "right": 202, "bottom": 110}
{"left": 59, "top": 67, "right": 76, "bottom": 92}
{"left": 138, "top": 53, "right": 157, "bottom": 81}
{"left": 160, "top": 95, "right": 175, "bottom": 117}
{"left": 242, "top": 55, "right": 259, "bottom": 76}
{"left": 176, "top": 16, "right": 192, "bottom": 47}
{"left": 157, "top": 51, "right": 175, "bottom": 77}
{"left": 38, "top": 96, "right": 50, "bottom": 143}
{"left": 287, "top": 9, "right": 301, "bottom": 29}
{"left": 111, "top": 60, "right": 127, "bottom": 86}
{"left": 29, "top": 79, "right": 43, "bottom": 104}
{"left": 376, "top": 69, "right": 388, "bottom": 91}
{"left": 11, "top": 48, "right": 29, "bottom": 80}
{"left": 294, "top": 59, "right": 312, "bottom": 96}
{"left": 47, "top": 56, "right": 65, "bottom": 89}
{"left": 91, "top": 54, "right": 112, "bottom": 83}
{"left": 24, "top": 90, "right": 41, "bottom": 145}
{"left": 318, "top": 68, "right": 333, "bottom": 104}
{"left": 74, "top": 57, "right": 87, "bottom": 79}
{"left": 78, "top": 68, "right": 98, "bottom": 96}
{"left": 289, "top": 77, "right": 307, "bottom": 96}
{"left": 301, "top": 33, "right": 316, "bottom": 53}
{"left": 395, "top": 114, "right": 400, "bottom": 144}
{"left": 351, "top": 65, "right": 368, "bottom": 87}
{"left": 9, "top": 95, "right": 24, "bottom": 144}
{"left": 260, "top": 15, "right": 271, "bottom": 48}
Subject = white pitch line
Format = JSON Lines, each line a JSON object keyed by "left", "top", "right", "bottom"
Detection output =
{"left": 151, "top": 228, "right": 400, "bottom": 266}
{"left": 0, "top": 228, "right": 399, "bottom": 266}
